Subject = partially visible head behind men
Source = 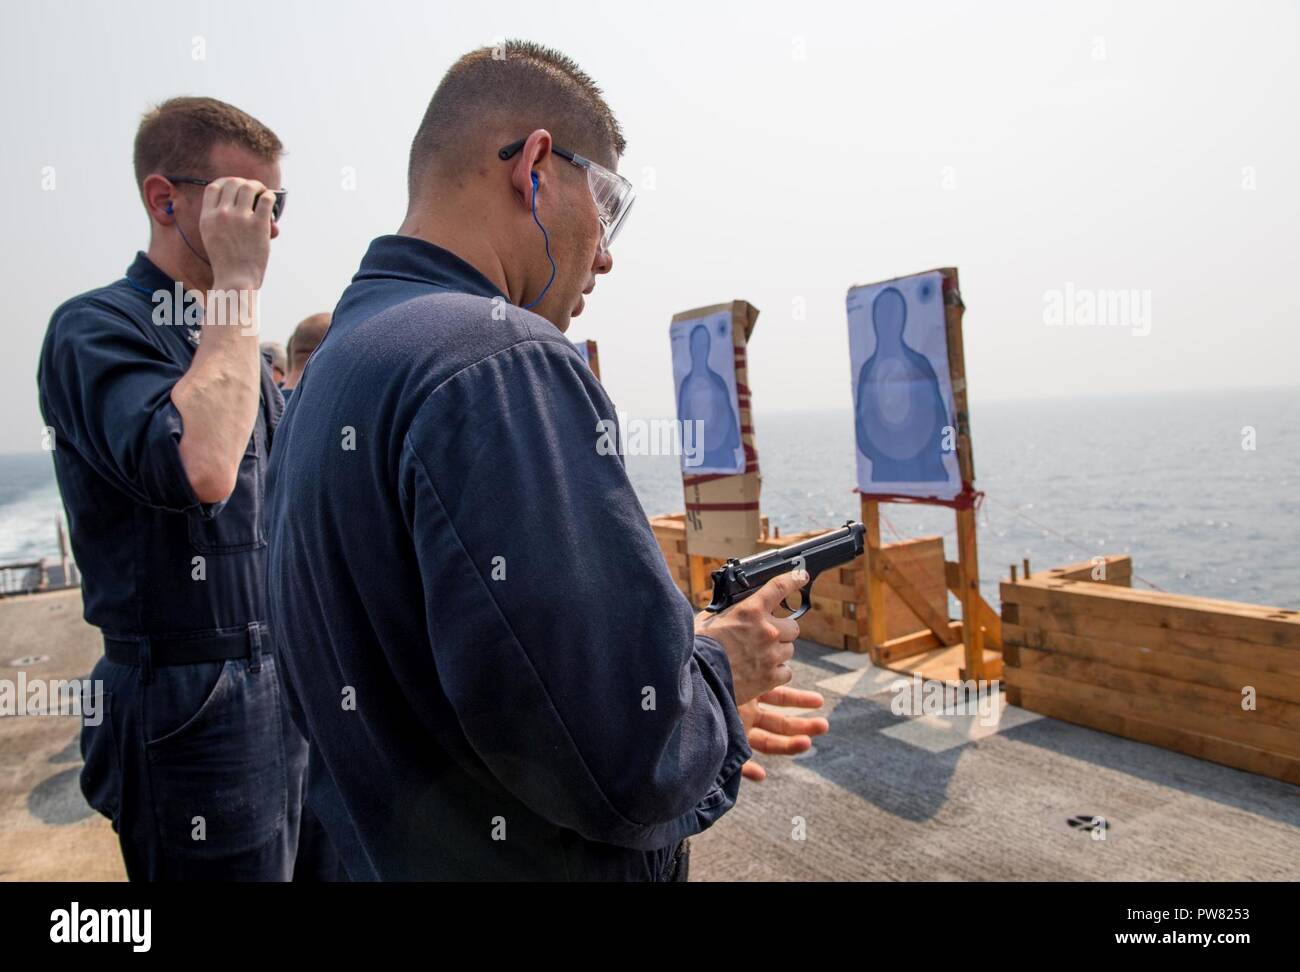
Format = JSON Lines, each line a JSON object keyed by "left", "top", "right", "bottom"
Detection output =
{"left": 284, "top": 312, "right": 331, "bottom": 389}
{"left": 261, "top": 341, "right": 288, "bottom": 384}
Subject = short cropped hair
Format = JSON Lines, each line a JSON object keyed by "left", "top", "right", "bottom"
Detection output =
{"left": 287, "top": 313, "right": 331, "bottom": 372}
{"left": 133, "top": 96, "right": 282, "bottom": 198}
{"left": 408, "top": 40, "right": 625, "bottom": 196}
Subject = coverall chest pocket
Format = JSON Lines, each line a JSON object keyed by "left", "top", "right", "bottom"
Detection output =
{"left": 187, "top": 426, "right": 265, "bottom": 554}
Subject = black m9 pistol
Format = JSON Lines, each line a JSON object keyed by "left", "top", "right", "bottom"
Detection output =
{"left": 704, "top": 521, "right": 866, "bottom": 620}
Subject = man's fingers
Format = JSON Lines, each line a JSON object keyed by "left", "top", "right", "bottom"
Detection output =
{"left": 233, "top": 181, "right": 257, "bottom": 213}
{"left": 201, "top": 180, "right": 223, "bottom": 213}
{"left": 747, "top": 727, "right": 813, "bottom": 757}
{"left": 770, "top": 637, "right": 795, "bottom": 665}
{"left": 770, "top": 614, "right": 799, "bottom": 643}
{"left": 253, "top": 188, "right": 277, "bottom": 223}
{"left": 758, "top": 686, "right": 825, "bottom": 710}
{"left": 754, "top": 568, "right": 809, "bottom": 614}
{"left": 217, "top": 177, "right": 242, "bottom": 208}
{"left": 235, "top": 179, "right": 267, "bottom": 214}
{"left": 206, "top": 177, "right": 269, "bottom": 214}
{"left": 741, "top": 759, "right": 767, "bottom": 783}
{"left": 754, "top": 708, "right": 829, "bottom": 739}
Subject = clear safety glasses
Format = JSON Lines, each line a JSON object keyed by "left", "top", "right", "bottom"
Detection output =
{"left": 498, "top": 138, "right": 635, "bottom": 251}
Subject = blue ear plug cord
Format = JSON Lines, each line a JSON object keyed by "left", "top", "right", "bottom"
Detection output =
{"left": 522, "top": 173, "right": 556, "bottom": 310}
{"left": 166, "top": 200, "right": 211, "bottom": 267}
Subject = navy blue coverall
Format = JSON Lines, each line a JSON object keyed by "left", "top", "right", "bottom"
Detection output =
{"left": 266, "top": 235, "right": 752, "bottom": 880}
{"left": 37, "top": 252, "right": 308, "bottom": 880}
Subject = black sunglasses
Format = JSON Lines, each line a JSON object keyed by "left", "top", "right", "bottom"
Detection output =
{"left": 165, "top": 176, "right": 288, "bottom": 222}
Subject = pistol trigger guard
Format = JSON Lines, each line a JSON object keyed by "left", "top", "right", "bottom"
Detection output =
{"left": 788, "top": 575, "right": 816, "bottom": 621}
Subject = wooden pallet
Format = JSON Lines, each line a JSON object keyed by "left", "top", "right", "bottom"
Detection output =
{"left": 1001, "top": 571, "right": 1300, "bottom": 785}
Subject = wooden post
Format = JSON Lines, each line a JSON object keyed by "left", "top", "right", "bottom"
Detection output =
{"left": 956, "top": 506, "right": 985, "bottom": 679}
{"left": 940, "top": 267, "right": 988, "bottom": 681}
{"left": 860, "top": 497, "right": 887, "bottom": 660}
{"left": 848, "top": 267, "right": 996, "bottom": 680}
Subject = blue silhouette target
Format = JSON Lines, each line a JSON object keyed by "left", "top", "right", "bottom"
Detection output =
{"left": 846, "top": 272, "right": 961, "bottom": 500}
{"left": 670, "top": 312, "right": 744, "bottom": 474}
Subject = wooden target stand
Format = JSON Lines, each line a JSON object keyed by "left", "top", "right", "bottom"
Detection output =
{"left": 574, "top": 339, "right": 601, "bottom": 380}
{"left": 858, "top": 268, "right": 1002, "bottom": 683}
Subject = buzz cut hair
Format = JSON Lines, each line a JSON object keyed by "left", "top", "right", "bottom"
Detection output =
{"left": 407, "top": 40, "right": 626, "bottom": 197}
{"left": 133, "top": 96, "right": 282, "bottom": 198}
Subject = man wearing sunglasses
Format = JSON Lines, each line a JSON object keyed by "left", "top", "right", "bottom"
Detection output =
{"left": 267, "top": 41, "right": 809, "bottom": 881}
{"left": 37, "top": 96, "right": 311, "bottom": 880}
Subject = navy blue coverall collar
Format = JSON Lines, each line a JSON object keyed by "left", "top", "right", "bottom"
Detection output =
{"left": 353, "top": 235, "right": 506, "bottom": 303}
{"left": 122, "top": 252, "right": 202, "bottom": 349}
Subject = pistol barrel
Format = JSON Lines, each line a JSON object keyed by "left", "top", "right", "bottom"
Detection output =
{"left": 704, "top": 521, "right": 865, "bottom": 618}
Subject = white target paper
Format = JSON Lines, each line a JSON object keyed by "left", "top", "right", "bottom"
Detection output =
{"left": 846, "top": 271, "right": 961, "bottom": 500}
{"left": 670, "top": 312, "right": 744, "bottom": 475}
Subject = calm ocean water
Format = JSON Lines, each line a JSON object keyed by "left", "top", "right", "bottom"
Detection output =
{"left": 3, "top": 386, "right": 1296, "bottom": 608}
{"left": 626, "top": 386, "right": 1300, "bottom": 609}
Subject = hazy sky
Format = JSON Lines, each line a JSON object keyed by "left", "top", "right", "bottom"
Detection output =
{"left": 3, "top": 0, "right": 1297, "bottom": 455}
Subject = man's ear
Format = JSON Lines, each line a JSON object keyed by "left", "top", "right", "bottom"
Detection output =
{"left": 510, "top": 129, "right": 553, "bottom": 210}
{"left": 142, "top": 174, "right": 175, "bottom": 225}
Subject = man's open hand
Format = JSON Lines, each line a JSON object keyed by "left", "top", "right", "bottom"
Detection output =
{"left": 738, "top": 687, "right": 829, "bottom": 782}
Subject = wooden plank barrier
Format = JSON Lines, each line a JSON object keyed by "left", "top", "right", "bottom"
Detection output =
{"left": 1001, "top": 572, "right": 1300, "bottom": 786}
{"left": 649, "top": 514, "right": 948, "bottom": 654}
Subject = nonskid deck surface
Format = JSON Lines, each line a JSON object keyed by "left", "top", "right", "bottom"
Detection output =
{"left": 2, "top": 590, "right": 1298, "bottom": 882}
{"left": 693, "top": 642, "right": 1300, "bottom": 880}
{"left": 0, "top": 590, "right": 123, "bottom": 880}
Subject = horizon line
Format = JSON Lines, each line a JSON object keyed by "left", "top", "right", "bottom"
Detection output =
{"left": 0, "top": 382, "right": 1294, "bottom": 459}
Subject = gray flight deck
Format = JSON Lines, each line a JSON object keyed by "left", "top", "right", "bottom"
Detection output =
{"left": 2, "top": 589, "right": 1297, "bottom": 882}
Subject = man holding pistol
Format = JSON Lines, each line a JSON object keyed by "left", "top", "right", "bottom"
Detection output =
{"left": 266, "top": 41, "right": 826, "bottom": 881}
